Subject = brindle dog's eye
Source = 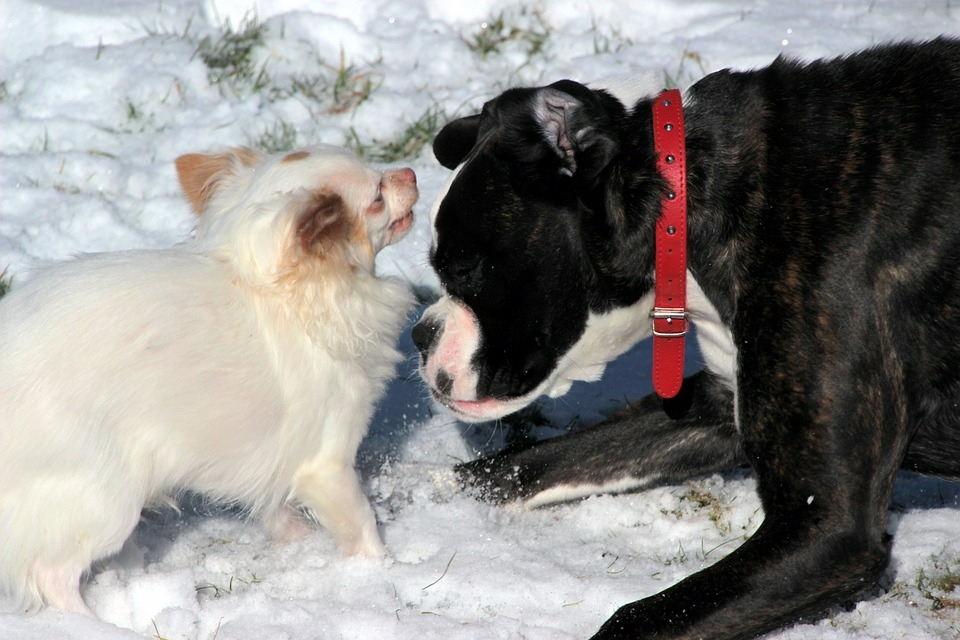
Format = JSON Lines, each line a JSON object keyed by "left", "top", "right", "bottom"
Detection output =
{"left": 439, "top": 255, "right": 485, "bottom": 298}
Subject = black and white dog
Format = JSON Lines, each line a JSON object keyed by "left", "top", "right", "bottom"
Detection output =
{"left": 413, "top": 39, "right": 960, "bottom": 639}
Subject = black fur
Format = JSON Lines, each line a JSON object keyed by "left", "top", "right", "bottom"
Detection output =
{"left": 420, "top": 39, "right": 960, "bottom": 639}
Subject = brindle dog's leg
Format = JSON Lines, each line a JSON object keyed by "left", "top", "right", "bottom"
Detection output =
{"left": 590, "top": 325, "right": 911, "bottom": 639}
{"left": 456, "top": 370, "right": 744, "bottom": 504}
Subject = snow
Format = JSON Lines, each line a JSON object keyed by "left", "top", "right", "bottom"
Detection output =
{"left": 1, "top": 0, "right": 959, "bottom": 638}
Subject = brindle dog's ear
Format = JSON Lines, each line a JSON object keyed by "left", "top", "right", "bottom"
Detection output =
{"left": 533, "top": 82, "right": 619, "bottom": 187}
{"left": 433, "top": 114, "right": 481, "bottom": 169}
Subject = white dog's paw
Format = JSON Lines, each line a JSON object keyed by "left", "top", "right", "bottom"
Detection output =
{"left": 264, "top": 506, "right": 315, "bottom": 543}
{"left": 345, "top": 523, "right": 387, "bottom": 558}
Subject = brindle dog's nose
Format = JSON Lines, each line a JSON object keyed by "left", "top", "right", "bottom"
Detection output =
{"left": 434, "top": 370, "right": 454, "bottom": 397}
{"left": 411, "top": 317, "right": 440, "bottom": 356}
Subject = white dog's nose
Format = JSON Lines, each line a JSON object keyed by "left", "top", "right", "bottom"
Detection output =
{"left": 386, "top": 167, "right": 416, "bottom": 185}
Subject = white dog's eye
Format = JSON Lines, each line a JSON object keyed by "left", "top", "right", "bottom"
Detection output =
{"left": 368, "top": 184, "right": 385, "bottom": 215}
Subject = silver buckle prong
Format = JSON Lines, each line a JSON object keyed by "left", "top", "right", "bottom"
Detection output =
{"left": 650, "top": 307, "right": 688, "bottom": 338}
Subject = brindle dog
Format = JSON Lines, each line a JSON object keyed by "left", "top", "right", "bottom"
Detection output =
{"left": 413, "top": 39, "right": 960, "bottom": 639}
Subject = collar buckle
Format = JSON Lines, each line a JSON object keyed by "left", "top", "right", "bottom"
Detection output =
{"left": 650, "top": 307, "right": 688, "bottom": 338}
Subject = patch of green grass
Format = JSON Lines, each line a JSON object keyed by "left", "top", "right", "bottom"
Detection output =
{"left": 140, "top": 14, "right": 196, "bottom": 40}
{"left": 683, "top": 485, "right": 732, "bottom": 535}
{"left": 150, "top": 620, "right": 172, "bottom": 640}
{"left": 134, "top": 14, "right": 394, "bottom": 151}
{"left": 916, "top": 559, "right": 960, "bottom": 612}
{"left": 126, "top": 99, "right": 141, "bottom": 121}
{"left": 193, "top": 14, "right": 383, "bottom": 113}
{"left": 464, "top": 6, "right": 551, "bottom": 59}
{"left": 656, "top": 540, "right": 689, "bottom": 568}
{"left": 323, "top": 51, "right": 384, "bottom": 115}
{"left": 348, "top": 106, "right": 445, "bottom": 163}
{"left": 663, "top": 49, "right": 709, "bottom": 89}
{"left": 422, "top": 551, "right": 456, "bottom": 590}
{"left": 195, "top": 571, "right": 261, "bottom": 599}
{"left": 272, "top": 51, "right": 384, "bottom": 116}
{"left": 885, "top": 553, "right": 960, "bottom": 623}
{"left": 249, "top": 119, "right": 299, "bottom": 154}
{"left": 0, "top": 268, "right": 11, "bottom": 300}
{"left": 590, "top": 17, "right": 634, "bottom": 54}
{"left": 195, "top": 13, "right": 269, "bottom": 96}
{"left": 659, "top": 480, "right": 737, "bottom": 537}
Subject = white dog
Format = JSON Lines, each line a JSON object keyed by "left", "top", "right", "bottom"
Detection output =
{"left": 0, "top": 145, "right": 417, "bottom": 616}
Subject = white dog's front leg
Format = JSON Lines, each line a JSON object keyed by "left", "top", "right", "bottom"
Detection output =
{"left": 291, "top": 461, "right": 385, "bottom": 557}
{"left": 33, "top": 561, "right": 96, "bottom": 617}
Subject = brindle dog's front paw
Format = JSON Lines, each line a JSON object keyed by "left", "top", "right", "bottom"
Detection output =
{"left": 454, "top": 445, "right": 549, "bottom": 504}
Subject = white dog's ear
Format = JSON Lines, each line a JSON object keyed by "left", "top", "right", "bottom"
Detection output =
{"left": 175, "top": 148, "right": 262, "bottom": 214}
{"left": 296, "top": 191, "right": 349, "bottom": 256}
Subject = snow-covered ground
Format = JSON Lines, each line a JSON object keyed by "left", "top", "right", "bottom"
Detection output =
{"left": 1, "top": 1, "right": 959, "bottom": 638}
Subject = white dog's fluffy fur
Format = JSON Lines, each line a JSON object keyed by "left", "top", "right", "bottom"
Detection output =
{"left": 0, "top": 145, "right": 417, "bottom": 616}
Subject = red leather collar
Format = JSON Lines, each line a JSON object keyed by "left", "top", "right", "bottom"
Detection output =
{"left": 650, "top": 89, "right": 687, "bottom": 398}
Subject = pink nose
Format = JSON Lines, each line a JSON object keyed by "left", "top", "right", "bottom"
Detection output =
{"left": 387, "top": 167, "right": 416, "bottom": 184}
